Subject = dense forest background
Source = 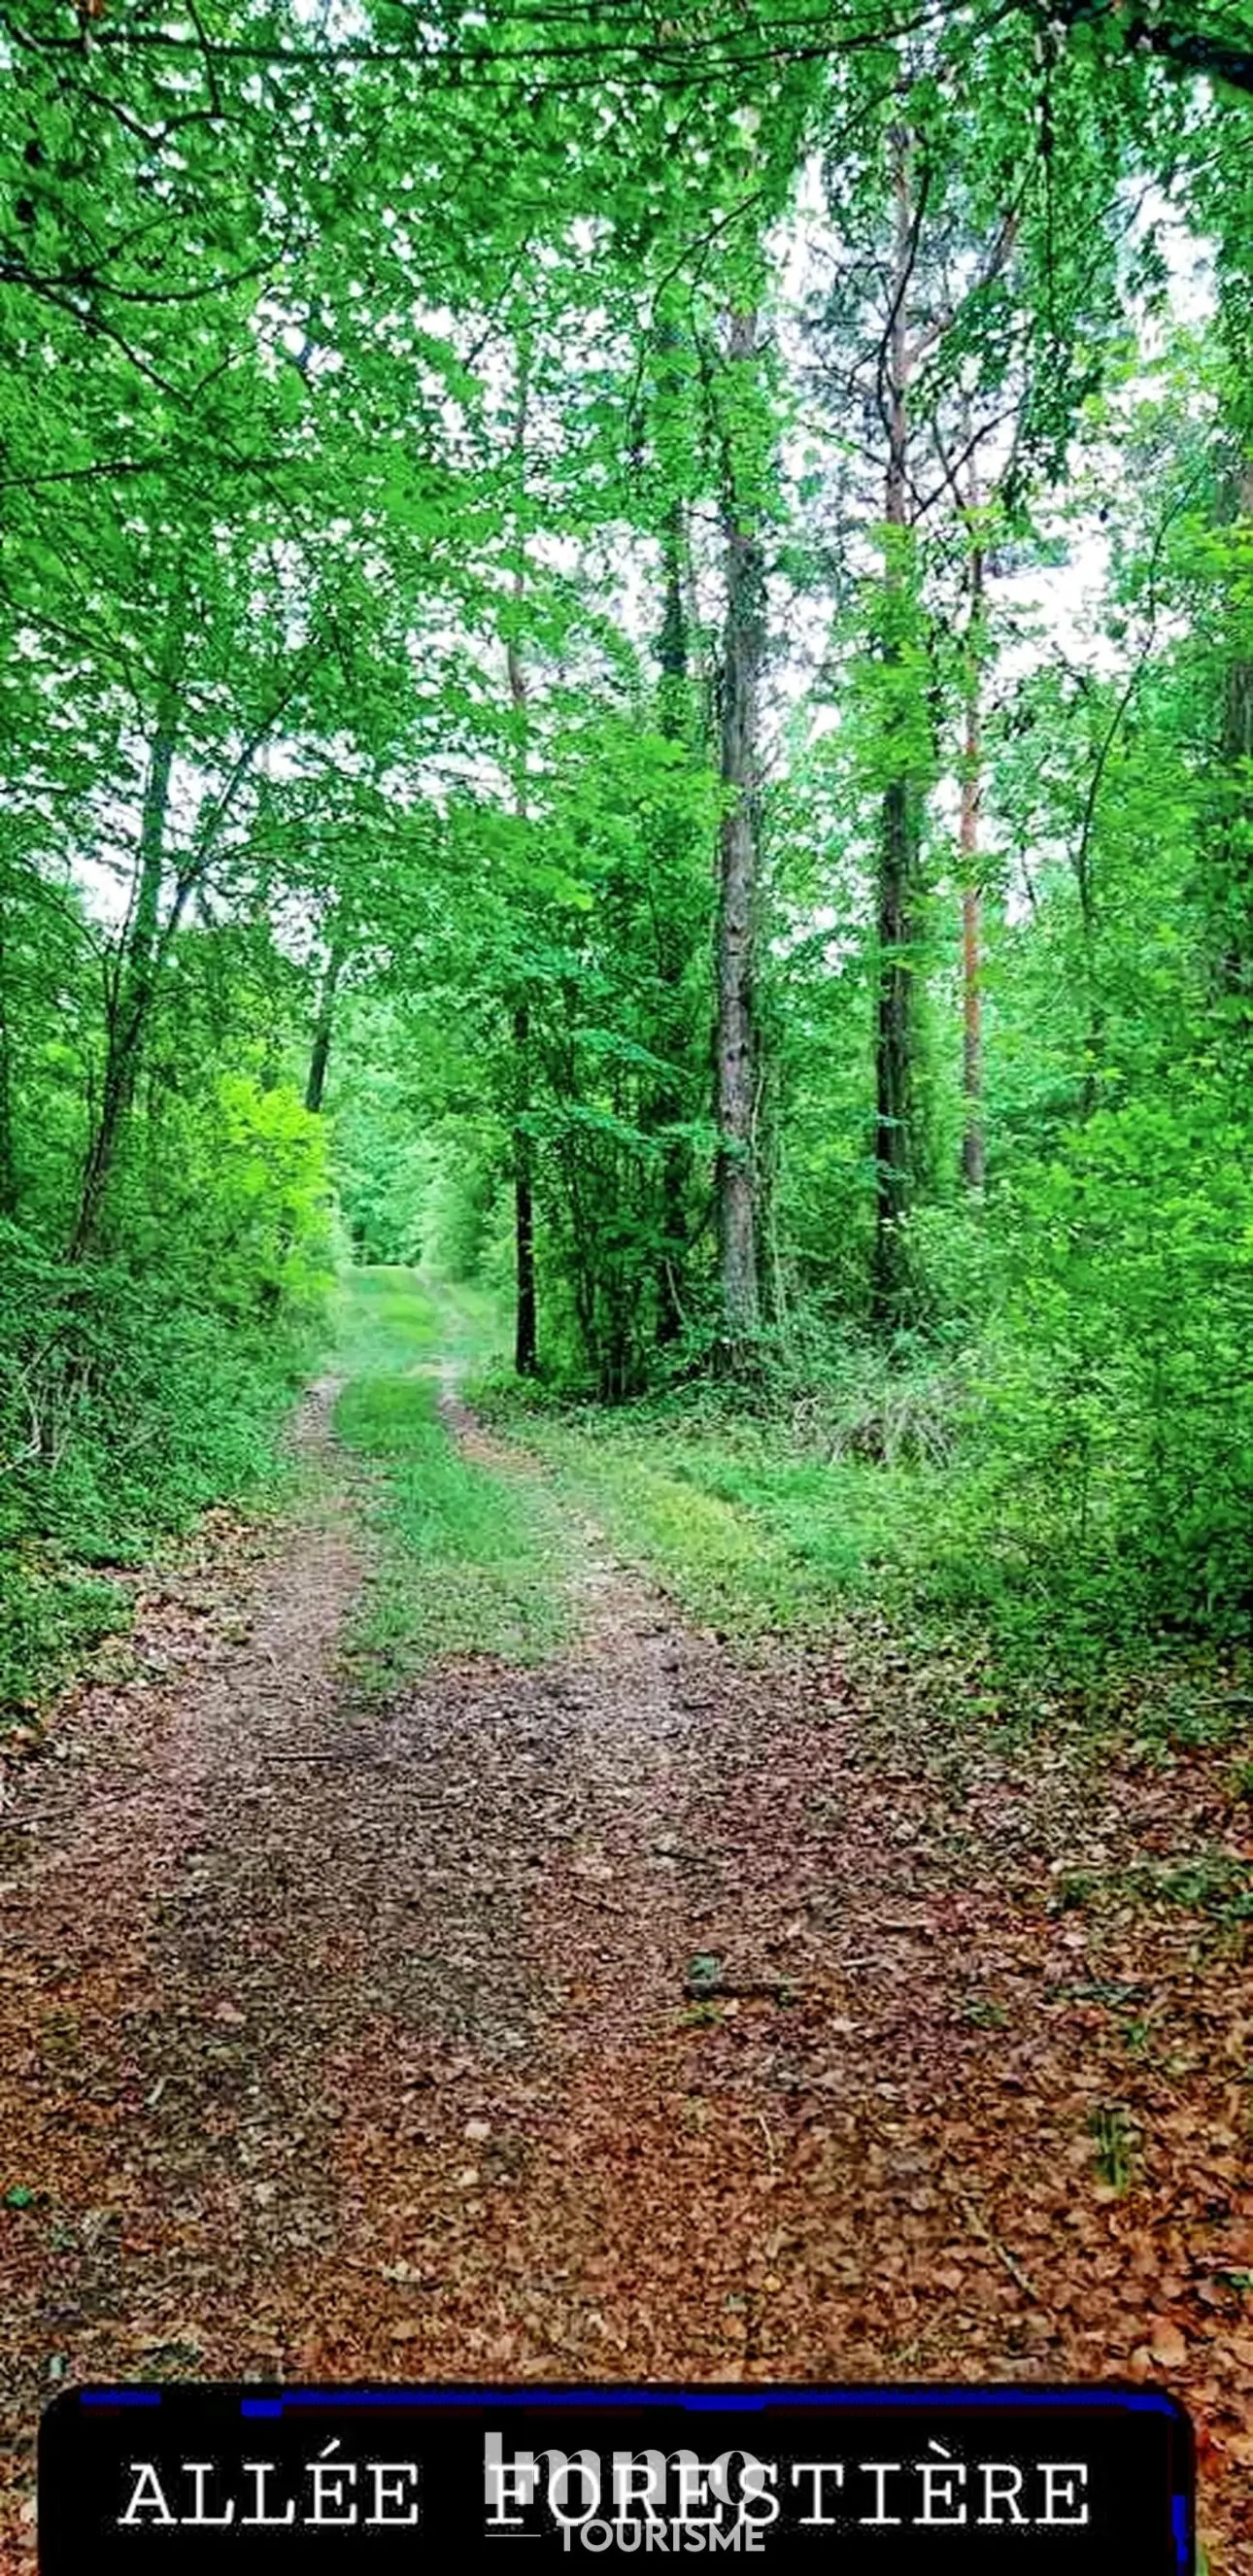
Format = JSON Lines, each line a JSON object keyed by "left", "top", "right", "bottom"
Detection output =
{"left": 3, "top": 0, "right": 1252, "bottom": 1712}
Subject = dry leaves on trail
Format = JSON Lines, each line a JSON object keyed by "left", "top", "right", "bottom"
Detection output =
{"left": 0, "top": 1390, "right": 1250, "bottom": 2569}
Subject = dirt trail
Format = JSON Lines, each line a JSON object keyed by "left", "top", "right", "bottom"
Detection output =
{"left": 1, "top": 1373, "right": 1251, "bottom": 2565}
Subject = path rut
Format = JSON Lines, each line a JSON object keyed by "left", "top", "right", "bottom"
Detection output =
{"left": 1, "top": 1378, "right": 1251, "bottom": 2566}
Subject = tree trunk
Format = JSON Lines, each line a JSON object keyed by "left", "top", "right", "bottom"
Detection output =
{"left": 874, "top": 773, "right": 918, "bottom": 1316}
{"left": 512, "top": 993, "right": 537, "bottom": 1376}
{"left": 656, "top": 497, "right": 693, "bottom": 1348}
{"left": 506, "top": 374, "right": 538, "bottom": 1377}
{"left": 0, "top": 898, "right": 17, "bottom": 1221}
{"left": 961, "top": 889, "right": 984, "bottom": 1188}
{"left": 871, "top": 127, "right": 924, "bottom": 1333}
{"left": 1214, "top": 450, "right": 1253, "bottom": 1019}
{"left": 71, "top": 625, "right": 183, "bottom": 1260}
{"left": 961, "top": 535, "right": 986, "bottom": 1192}
{"left": 715, "top": 308, "right": 766, "bottom": 1370}
{"left": 305, "top": 925, "right": 347, "bottom": 1114}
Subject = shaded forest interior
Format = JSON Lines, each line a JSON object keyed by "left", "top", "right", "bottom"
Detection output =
{"left": 3, "top": 0, "right": 1252, "bottom": 1707}
{"left": 3, "top": 10, "right": 1253, "bottom": 2565}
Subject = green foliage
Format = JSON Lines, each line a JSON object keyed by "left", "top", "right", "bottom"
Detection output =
{"left": 0, "top": 932, "right": 331, "bottom": 1712}
{"left": 4, "top": 0, "right": 1253, "bottom": 1713}
{"left": 0, "top": 1562, "right": 131, "bottom": 1726}
{"left": 420, "top": 1155, "right": 505, "bottom": 1285}
{"left": 326, "top": 1021, "right": 438, "bottom": 1266}
{"left": 981, "top": 1083, "right": 1253, "bottom": 1640}
{"left": 0, "top": 1218, "right": 313, "bottom": 1715}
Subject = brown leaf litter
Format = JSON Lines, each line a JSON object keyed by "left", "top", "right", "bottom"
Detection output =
{"left": 0, "top": 1382, "right": 1249, "bottom": 2567}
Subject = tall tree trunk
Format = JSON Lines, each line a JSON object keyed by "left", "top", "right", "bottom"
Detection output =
{"left": 961, "top": 528, "right": 986, "bottom": 1192}
{"left": 305, "top": 923, "right": 347, "bottom": 1114}
{"left": 71, "top": 618, "right": 184, "bottom": 1260}
{"left": 874, "top": 773, "right": 917, "bottom": 1316}
{"left": 504, "top": 336, "right": 539, "bottom": 1378}
{"left": 1214, "top": 450, "right": 1253, "bottom": 1021}
{"left": 512, "top": 1019, "right": 537, "bottom": 1378}
{"left": 1073, "top": 723, "right": 1103, "bottom": 1122}
{"left": 871, "top": 127, "right": 924, "bottom": 1332}
{"left": 655, "top": 497, "right": 693, "bottom": 1348}
{"left": 715, "top": 308, "right": 766, "bottom": 1370}
{"left": 0, "top": 896, "right": 17, "bottom": 1220}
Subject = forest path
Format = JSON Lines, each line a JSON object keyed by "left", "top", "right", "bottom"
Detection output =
{"left": 0, "top": 1271, "right": 1249, "bottom": 2565}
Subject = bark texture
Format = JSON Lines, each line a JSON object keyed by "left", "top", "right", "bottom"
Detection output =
{"left": 871, "top": 131, "right": 924, "bottom": 1331}
{"left": 655, "top": 499, "right": 693, "bottom": 1349}
{"left": 715, "top": 309, "right": 766, "bottom": 1369}
{"left": 507, "top": 614, "right": 537, "bottom": 1378}
{"left": 961, "top": 538, "right": 986, "bottom": 1193}
{"left": 72, "top": 619, "right": 184, "bottom": 1259}
{"left": 1215, "top": 451, "right": 1253, "bottom": 1018}
{"left": 304, "top": 927, "right": 347, "bottom": 1115}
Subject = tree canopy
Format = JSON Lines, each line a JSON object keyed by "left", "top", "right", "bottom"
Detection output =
{"left": 2, "top": 0, "right": 1252, "bottom": 1692}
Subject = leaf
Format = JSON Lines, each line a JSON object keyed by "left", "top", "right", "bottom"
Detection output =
{"left": 1148, "top": 2320, "right": 1188, "bottom": 2370}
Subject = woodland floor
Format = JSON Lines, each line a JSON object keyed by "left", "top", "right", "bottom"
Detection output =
{"left": 1, "top": 1297, "right": 1252, "bottom": 2568}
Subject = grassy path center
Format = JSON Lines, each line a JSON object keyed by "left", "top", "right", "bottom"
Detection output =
{"left": 328, "top": 1269, "right": 569, "bottom": 1683}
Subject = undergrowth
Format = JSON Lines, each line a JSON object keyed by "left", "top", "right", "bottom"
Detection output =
{"left": 475, "top": 1324, "right": 1253, "bottom": 1714}
{"left": 0, "top": 1234, "right": 313, "bottom": 1720}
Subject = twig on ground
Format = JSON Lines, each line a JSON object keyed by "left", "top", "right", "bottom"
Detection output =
{"left": 957, "top": 2189, "right": 1041, "bottom": 2302}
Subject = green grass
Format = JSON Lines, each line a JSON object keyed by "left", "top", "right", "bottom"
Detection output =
{"left": 326, "top": 1265, "right": 444, "bottom": 1379}
{"left": 474, "top": 1374, "right": 1253, "bottom": 1712}
{"left": 471, "top": 1399, "right": 931, "bottom": 1640}
{"left": 348, "top": 1290, "right": 1253, "bottom": 1731}
{"left": 330, "top": 1268, "right": 567, "bottom": 1684}
{"left": 327, "top": 1266, "right": 507, "bottom": 1380}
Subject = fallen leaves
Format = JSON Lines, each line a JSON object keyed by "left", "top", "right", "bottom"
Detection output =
{"left": 0, "top": 1397, "right": 1250, "bottom": 2573}
{"left": 1148, "top": 2319, "right": 1190, "bottom": 2369}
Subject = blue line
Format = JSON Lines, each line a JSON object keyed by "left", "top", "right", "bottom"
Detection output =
{"left": 1173, "top": 2493, "right": 1194, "bottom": 2573}
{"left": 225, "top": 2384, "right": 1183, "bottom": 2417}
{"left": 81, "top": 2393, "right": 161, "bottom": 2409}
{"left": 64, "top": 2383, "right": 1187, "bottom": 2423}
{"left": 680, "top": 2395, "right": 765, "bottom": 2412}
